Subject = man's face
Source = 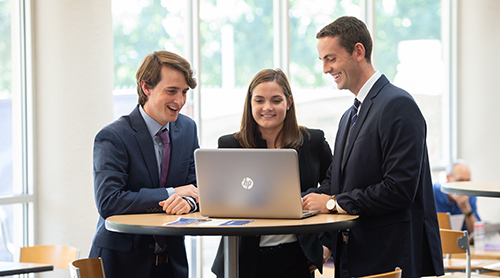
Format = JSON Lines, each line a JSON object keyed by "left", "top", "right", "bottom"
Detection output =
{"left": 447, "top": 164, "right": 471, "bottom": 182}
{"left": 142, "top": 66, "right": 189, "bottom": 125}
{"left": 317, "top": 36, "right": 362, "bottom": 94}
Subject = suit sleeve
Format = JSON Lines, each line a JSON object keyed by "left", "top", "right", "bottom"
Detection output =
{"left": 337, "top": 95, "right": 429, "bottom": 217}
{"left": 93, "top": 127, "right": 169, "bottom": 219}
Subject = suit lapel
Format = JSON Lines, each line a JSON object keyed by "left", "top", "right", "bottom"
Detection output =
{"left": 129, "top": 106, "right": 159, "bottom": 188}
{"left": 341, "top": 75, "right": 389, "bottom": 171}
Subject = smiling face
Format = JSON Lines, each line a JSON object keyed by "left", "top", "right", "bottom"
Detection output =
{"left": 251, "top": 81, "right": 292, "bottom": 136}
{"left": 142, "top": 66, "right": 189, "bottom": 125}
{"left": 317, "top": 36, "right": 364, "bottom": 94}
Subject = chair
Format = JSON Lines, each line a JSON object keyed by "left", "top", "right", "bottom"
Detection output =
{"left": 359, "top": 268, "right": 402, "bottom": 278}
{"left": 69, "top": 257, "right": 106, "bottom": 278}
{"left": 437, "top": 212, "right": 452, "bottom": 229}
{"left": 440, "top": 229, "right": 499, "bottom": 278}
{"left": 20, "top": 244, "right": 79, "bottom": 269}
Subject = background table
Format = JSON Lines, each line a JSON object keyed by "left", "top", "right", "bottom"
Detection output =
{"left": 441, "top": 181, "right": 500, "bottom": 197}
{"left": 106, "top": 212, "right": 359, "bottom": 278}
{"left": 0, "top": 262, "right": 53, "bottom": 276}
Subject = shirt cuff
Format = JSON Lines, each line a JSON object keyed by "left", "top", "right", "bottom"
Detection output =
{"left": 166, "top": 187, "right": 176, "bottom": 196}
{"left": 336, "top": 200, "right": 347, "bottom": 214}
{"left": 182, "top": 196, "right": 198, "bottom": 212}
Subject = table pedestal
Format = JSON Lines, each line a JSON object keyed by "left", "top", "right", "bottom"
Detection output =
{"left": 224, "top": 236, "right": 239, "bottom": 278}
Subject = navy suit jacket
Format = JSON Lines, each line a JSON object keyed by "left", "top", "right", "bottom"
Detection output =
{"left": 89, "top": 105, "right": 199, "bottom": 278}
{"left": 308, "top": 75, "right": 444, "bottom": 277}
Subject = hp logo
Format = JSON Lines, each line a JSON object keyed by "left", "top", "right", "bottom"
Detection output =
{"left": 241, "top": 177, "right": 254, "bottom": 190}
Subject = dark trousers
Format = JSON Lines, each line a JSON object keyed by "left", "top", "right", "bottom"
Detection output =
{"left": 256, "top": 241, "right": 313, "bottom": 278}
{"left": 335, "top": 234, "right": 350, "bottom": 278}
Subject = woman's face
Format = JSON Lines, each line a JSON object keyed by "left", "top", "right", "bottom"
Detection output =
{"left": 251, "top": 81, "right": 292, "bottom": 134}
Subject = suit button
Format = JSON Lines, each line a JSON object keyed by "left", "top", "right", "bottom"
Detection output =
{"left": 148, "top": 244, "right": 155, "bottom": 249}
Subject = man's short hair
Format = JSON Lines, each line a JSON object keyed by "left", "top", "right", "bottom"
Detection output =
{"left": 445, "top": 159, "right": 469, "bottom": 176}
{"left": 316, "top": 16, "right": 373, "bottom": 63}
{"left": 135, "top": 51, "right": 197, "bottom": 106}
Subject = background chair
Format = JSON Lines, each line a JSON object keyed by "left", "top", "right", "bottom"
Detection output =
{"left": 440, "top": 228, "right": 499, "bottom": 278}
{"left": 437, "top": 212, "right": 452, "bottom": 229}
{"left": 20, "top": 245, "right": 79, "bottom": 269}
{"left": 360, "top": 268, "right": 402, "bottom": 278}
{"left": 69, "top": 257, "right": 106, "bottom": 278}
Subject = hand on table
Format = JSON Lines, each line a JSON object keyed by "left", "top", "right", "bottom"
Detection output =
{"left": 302, "top": 193, "right": 330, "bottom": 214}
{"left": 174, "top": 184, "right": 199, "bottom": 203}
{"left": 159, "top": 194, "right": 191, "bottom": 215}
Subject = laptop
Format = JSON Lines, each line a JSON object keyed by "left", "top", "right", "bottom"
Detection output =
{"left": 194, "top": 148, "right": 320, "bottom": 219}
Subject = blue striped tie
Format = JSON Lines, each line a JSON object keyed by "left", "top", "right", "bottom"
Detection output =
{"left": 347, "top": 98, "right": 360, "bottom": 143}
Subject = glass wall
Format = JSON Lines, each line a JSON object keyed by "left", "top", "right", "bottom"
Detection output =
{"left": 0, "top": 0, "right": 34, "bottom": 261}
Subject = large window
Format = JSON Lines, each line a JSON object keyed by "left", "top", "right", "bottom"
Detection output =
{"left": 0, "top": 0, "right": 34, "bottom": 261}
{"left": 112, "top": 1, "right": 452, "bottom": 276}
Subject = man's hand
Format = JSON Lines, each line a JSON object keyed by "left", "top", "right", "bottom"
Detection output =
{"left": 302, "top": 193, "right": 331, "bottom": 214}
{"left": 308, "top": 246, "right": 333, "bottom": 273}
{"left": 159, "top": 194, "right": 191, "bottom": 215}
{"left": 322, "top": 245, "right": 332, "bottom": 264}
{"left": 174, "top": 184, "right": 199, "bottom": 203}
{"left": 450, "top": 194, "right": 471, "bottom": 214}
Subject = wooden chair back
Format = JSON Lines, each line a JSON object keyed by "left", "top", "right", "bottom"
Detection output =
{"left": 437, "top": 212, "right": 452, "bottom": 229}
{"left": 440, "top": 228, "right": 471, "bottom": 278}
{"left": 69, "top": 257, "right": 106, "bottom": 278}
{"left": 20, "top": 245, "right": 79, "bottom": 269}
{"left": 359, "top": 268, "right": 402, "bottom": 278}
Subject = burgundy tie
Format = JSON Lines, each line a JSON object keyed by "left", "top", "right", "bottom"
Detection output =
{"left": 155, "top": 129, "right": 170, "bottom": 250}
{"left": 157, "top": 128, "right": 171, "bottom": 188}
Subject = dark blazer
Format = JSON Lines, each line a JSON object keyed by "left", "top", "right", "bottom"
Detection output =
{"left": 308, "top": 75, "right": 444, "bottom": 277}
{"left": 89, "top": 105, "right": 199, "bottom": 278}
{"left": 212, "top": 128, "right": 332, "bottom": 278}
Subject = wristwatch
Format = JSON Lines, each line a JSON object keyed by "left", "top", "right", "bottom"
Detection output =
{"left": 326, "top": 195, "right": 338, "bottom": 213}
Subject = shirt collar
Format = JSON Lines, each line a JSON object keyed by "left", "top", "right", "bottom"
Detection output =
{"left": 356, "top": 71, "right": 381, "bottom": 104}
{"left": 139, "top": 105, "right": 169, "bottom": 138}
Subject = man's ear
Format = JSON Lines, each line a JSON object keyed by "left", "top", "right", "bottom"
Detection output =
{"left": 353, "top": 42, "right": 366, "bottom": 62}
{"left": 141, "top": 80, "right": 151, "bottom": 96}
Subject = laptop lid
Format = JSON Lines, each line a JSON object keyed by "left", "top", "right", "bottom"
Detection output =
{"left": 194, "top": 148, "right": 307, "bottom": 219}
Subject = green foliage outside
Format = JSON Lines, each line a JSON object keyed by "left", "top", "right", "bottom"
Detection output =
{"left": 0, "top": 0, "right": 12, "bottom": 95}
{"left": 111, "top": 0, "right": 441, "bottom": 89}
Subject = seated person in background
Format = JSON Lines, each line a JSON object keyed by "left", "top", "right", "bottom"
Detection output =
{"left": 211, "top": 68, "right": 333, "bottom": 278}
{"left": 433, "top": 159, "right": 480, "bottom": 233}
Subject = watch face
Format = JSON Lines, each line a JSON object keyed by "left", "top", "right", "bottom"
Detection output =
{"left": 326, "top": 199, "right": 335, "bottom": 210}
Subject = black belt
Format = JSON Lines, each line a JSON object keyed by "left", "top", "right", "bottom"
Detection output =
{"left": 259, "top": 241, "right": 300, "bottom": 255}
{"left": 155, "top": 253, "right": 169, "bottom": 265}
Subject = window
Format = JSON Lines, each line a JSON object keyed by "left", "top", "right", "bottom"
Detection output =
{"left": 0, "top": 0, "right": 34, "bottom": 261}
{"left": 111, "top": 1, "right": 453, "bottom": 276}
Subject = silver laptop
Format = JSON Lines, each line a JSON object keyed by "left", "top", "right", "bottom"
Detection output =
{"left": 194, "top": 148, "right": 320, "bottom": 219}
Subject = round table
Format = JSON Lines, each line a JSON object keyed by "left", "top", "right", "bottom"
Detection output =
{"left": 106, "top": 212, "right": 359, "bottom": 278}
{"left": 441, "top": 181, "right": 500, "bottom": 197}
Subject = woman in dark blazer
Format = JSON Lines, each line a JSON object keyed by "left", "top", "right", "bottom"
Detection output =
{"left": 211, "top": 69, "right": 332, "bottom": 278}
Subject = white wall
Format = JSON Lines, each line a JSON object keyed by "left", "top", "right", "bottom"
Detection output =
{"left": 457, "top": 0, "right": 500, "bottom": 223}
{"left": 33, "top": 0, "right": 113, "bottom": 274}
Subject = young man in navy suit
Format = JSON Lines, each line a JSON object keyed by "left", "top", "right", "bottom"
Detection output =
{"left": 90, "top": 51, "right": 199, "bottom": 278}
{"left": 303, "top": 16, "right": 444, "bottom": 278}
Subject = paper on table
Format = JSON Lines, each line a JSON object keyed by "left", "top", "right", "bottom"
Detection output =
{"left": 163, "top": 217, "right": 254, "bottom": 226}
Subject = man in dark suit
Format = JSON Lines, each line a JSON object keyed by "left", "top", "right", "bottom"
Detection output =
{"left": 89, "top": 51, "right": 199, "bottom": 278}
{"left": 302, "top": 16, "right": 444, "bottom": 278}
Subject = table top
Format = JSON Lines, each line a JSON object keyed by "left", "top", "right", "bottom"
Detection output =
{"left": 106, "top": 212, "right": 359, "bottom": 236}
{"left": 441, "top": 181, "right": 500, "bottom": 197}
{"left": 0, "top": 262, "right": 53, "bottom": 276}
